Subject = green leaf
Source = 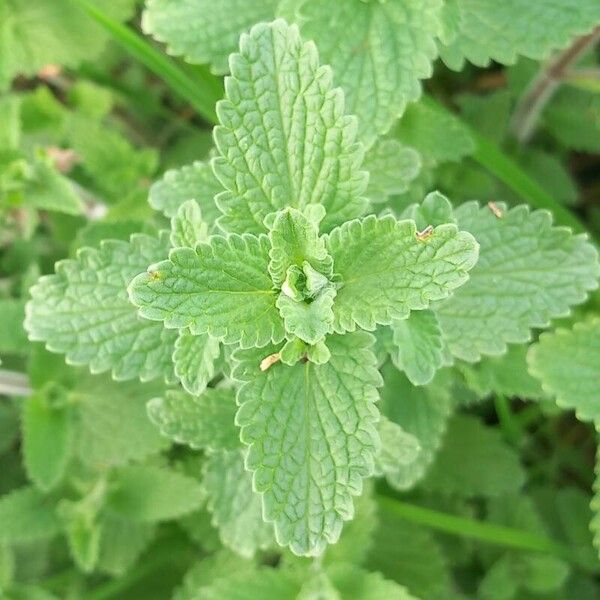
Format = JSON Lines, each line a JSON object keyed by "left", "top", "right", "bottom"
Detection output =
{"left": 390, "top": 310, "right": 444, "bottom": 386}
{"left": 0, "top": 0, "right": 137, "bottom": 88}
{"left": 235, "top": 332, "right": 381, "bottom": 556}
{"left": 203, "top": 449, "right": 274, "bottom": 558}
{"left": 58, "top": 500, "right": 101, "bottom": 573}
{"left": 364, "top": 140, "right": 421, "bottom": 204}
{"left": 439, "top": 0, "right": 600, "bottom": 69}
{"left": 142, "top": 0, "right": 278, "bottom": 75}
{"left": 435, "top": 203, "right": 600, "bottom": 362}
{"left": 172, "top": 330, "right": 220, "bottom": 396}
{"left": 375, "top": 416, "right": 422, "bottom": 480}
{"left": 96, "top": 513, "right": 155, "bottom": 576}
{"left": 393, "top": 100, "right": 475, "bottom": 164}
{"left": 0, "top": 95, "right": 20, "bottom": 149}
{"left": 148, "top": 160, "right": 222, "bottom": 224}
{"left": 212, "top": 20, "right": 368, "bottom": 234}
{"left": 22, "top": 384, "right": 73, "bottom": 492}
{"left": 201, "top": 568, "right": 300, "bottom": 600}
{"left": 420, "top": 415, "right": 526, "bottom": 497}
{"left": 326, "top": 214, "right": 479, "bottom": 332}
{"left": 26, "top": 233, "right": 177, "bottom": 383}
{"left": 76, "top": 377, "right": 168, "bottom": 467}
{"left": 21, "top": 158, "right": 84, "bottom": 215}
{"left": 291, "top": 0, "right": 443, "bottom": 146}
{"left": 0, "top": 487, "right": 59, "bottom": 543}
{"left": 400, "top": 191, "right": 457, "bottom": 230}
{"left": 0, "top": 299, "right": 27, "bottom": 355}
{"left": 528, "top": 319, "right": 600, "bottom": 428}
{"left": 460, "top": 344, "right": 544, "bottom": 400}
{"left": 592, "top": 447, "right": 600, "bottom": 560}
{"left": 380, "top": 365, "right": 453, "bottom": 490}
{"left": 147, "top": 388, "right": 239, "bottom": 452}
{"left": 129, "top": 233, "right": 284, "bottom": 348}
{"left": 326, "top": 563, "right": 419, "bottom": 600}
{"left": 106, "top": 465, "right": 204, "bottom": 522}
{"left": 170, "top": 200, "right": 210, "bottom": 248}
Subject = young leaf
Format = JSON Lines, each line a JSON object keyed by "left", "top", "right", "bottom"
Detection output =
{"left": 212, "top": 20, "right": 368, "bottom": 234}
{"left": 435, "top": 203, "right": 600, "bottom": 362}
{"left": 364, "top": 140, "right": 421, "bottom": 204}
{"left": 58, "top": 500, "right": 101, "bottom": 573}
{"left": 142, "top": 0, "right": 278, "bottom": 75}
{"left": 203, "top": 449, "right": 274, "bottom": 558}
{"left": 22, "top": 384, "right": 73, "bottom": 492}
{"left": 25, "top": 233, "right": 177, "bottom": 383}
{"left": 148, "top": 160, "right": 222, "bottom": 224}
{"left": 420, "top": 415, "right": 526, "bottom": 497}
{"left": 106, "top": 465, "right": 204, "bottom": 522}
{"left": 129, "top": 233, "right": 284, "bottom": 348}
{"left": 147, "top": 388, "right": 239, "bottom": 452}
{"left": 0, "top": 487, "right": 59, "bottom": 543}
{"left": 326, "top": 214, "right": 479, "bottom": 332}
{"left": 390, "top": 310, "right": 445, "bottom": 386}
{"left": 380, "top": 365, "right": 453, "bottom": 490}
{"left": 290, "top": 0, "right": 443, "bottom": 146}
{"left": 375, "top": 416, "right": 422, "bottom": 479}
{"left": 170, "top": 200, "right": 209, "bottom": 248}
{"left": 235, "top": 332, "right": 381, "bottom": 556}
{"left": 439, "top": 0, "right": 600, "bottom": 69}
{"left": 528, "top": 319, "right": 600, "bottom": 428}
{"left": 172, "top": 329, "right": 220, "bottom": 396}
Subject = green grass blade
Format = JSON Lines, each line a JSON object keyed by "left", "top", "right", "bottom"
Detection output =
{"left": 423, "top": 96, "right": 588, "bottom": 235}
{"left": 71, "top": 0, "right": 223, "bottom": 124}
{"left": 378, "top": 495, "right": 574, "bottom": 562}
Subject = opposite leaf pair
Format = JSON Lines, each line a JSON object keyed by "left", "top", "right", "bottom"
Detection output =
{"left": 129, "top": 207, "right": 479, "bottom": 360}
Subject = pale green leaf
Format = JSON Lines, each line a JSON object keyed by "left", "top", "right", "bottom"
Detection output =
{"left": 203, "top": 449, "right": 274, "bottom": 558}
{"left": 390, "top": 310, "right": 444, "bottom": 386}
{"left": 58, "top": 500, "right": 101, "bottom": 573}
{"left": 528, "top": 319, "right": 600, "bottom": 428}
{"left": 201, "top": 568, "right": 300, "bottom": 600}
{"left": 400, "top": 191, "right": 457, "bottom": 230}
{"left": 420, "top": 415, "right": 526, "bottom": 497}
{"left": 170, "top": 200, "right": 209, "bottom": 248}
{"left": 76, "top": 377, "right": 168, "bottom": 467}
{"left": 375, "top": 416, "right": 422, "bottom": 480}
{"left": 439, "top": 0, "right": 600, "bottom": 69}
{"left": 129, "top": 233, "right": 284, "bottom": 348}
{"left": 326, "top": 563, "right": 419, "bottom": 600}
{"left": 435, "top": 203, "right": 600, "bottom": 362}
{"left": 142, "top": 0, "right": 278, "bottom": 75}
{"left": 0, "top": 95, "right": 20, "bottom": 149}
{"left": 22, "top": 385, "right": 73, "bottom": 492}
{"left": 148, "top": 160, "right": 222, "bottom": 224}
{"left": 364, "top": 140, "right": 421, "bottom": 204}
{"left": 107, "top": 465, "right": 204, "bottom": 522}
{"left": 326, "top": 214, "right": 479, "bottom": 332}
{"left": 393, "top": 101, "right": 475, "bottom": 164}
{"left": 0, "top": 299, "right": 27, "bottom": 355}
{"left": 235, "top": 332, "right": 381, "bottom": 556}
{"left": 0, "top": 0, "right": 137, "bottom": 88}
{"left": 147, "top": 388, "right": 239, "bottom": 452}
{"left": 380, "top": 365, "right": 453, "bottom": 490}
{"left": 460, "top": 344, "right": 544, "bottom": 400}
{"left": 25, "top": 233, "right": 177, "bottom": 383}
{"left": 0, "top": 487, "right": 59, "bottom": 543}
{"left": 294, "top": 0, "right": 443, "bottom": 146}
{"left": 96, "top": 513, "right": 155, "bottom": 576}
{"left": 213, "top": 20, "right": 368, "bottom": 234}
{"left": 172, "top": 330, "right": 220, "bottom": 396}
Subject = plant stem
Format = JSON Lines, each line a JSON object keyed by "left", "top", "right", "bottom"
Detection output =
{"left": 70, "top": 0, "right": 223, "bottom": 124}
{"left": 0, "top": 370, "right": 31, "bottom": 396}
{"left": 494, "top": 394, "right": 519, "bottom": 444}
{"left": 510, "top": 26, "right": 600, "bottom": 143}
{"left": 378, "top": 495, "right": 574, "bottom": 562}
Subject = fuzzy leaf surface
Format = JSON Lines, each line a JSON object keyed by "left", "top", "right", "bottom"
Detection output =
{"left": 235, "top": 332, "right": 381, "bottom": 556}
{"left": 435, "top": 203, "right": 600, "bottom": 362}
{"left": 213, "top": 20, "right": 368, "bottom": 234}
{"left": 327, "top": 215, "right": 479, "bottom": 332}
{"left": 528, "top": 319, "right": 600, "bottom": 428}
{"left": 170, "top": 200, "right": 209, "bottom": 248}
{"left": 129, "top": 234, "right": 284, "bottom": 348}
{"left": 172, "top": 330, "right": 220, "bottom": 396}
{"left": 147, "top": 388, "right": 239, "bottom": 452}
{"left": 25, "top": 233, "right": 176, "bottom": 382}
{"left": 293, "top": 0, "right": 443, "bottom": 146}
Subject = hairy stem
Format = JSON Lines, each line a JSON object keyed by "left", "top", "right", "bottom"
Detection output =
{"left": 510, "top": 26, "right": 600, "bottom": 143}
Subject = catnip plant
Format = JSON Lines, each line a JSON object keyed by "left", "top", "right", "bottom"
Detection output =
{"left": 2, "top": 0, "right": 600, "bottom": 598}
